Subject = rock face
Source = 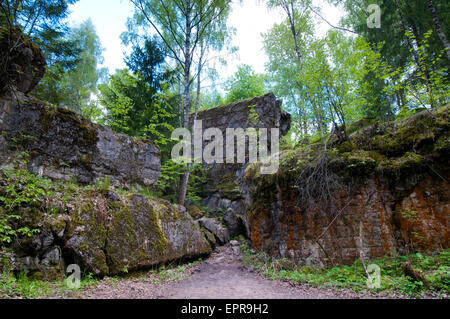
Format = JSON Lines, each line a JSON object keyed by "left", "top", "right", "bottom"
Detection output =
{"left": 245, "top": 175, "right": 449, "bottom": 267}
{"left": 0, "top": 92, "right": 161, "bottom": 188}
{"left": 6, "top": 186, "right": 211, "bottom": 278}
{"left": 223, "top": 208, "right": 246, "bottom": 238}
{"left": 194, "top": 93, "right": 291, "bottom": 138}
{"left": 243, "top": 106, "right": 449, "bottom": 266}
{"left": 0, "top": 33, "right": 211, "bottom": 280}
{"left": 0, "top": 28, "right": 46, "bottom": 94}
{"left": 198, "top": 218, "right": 230, "bottom": 245}
{"left": 194, "top": 93, "right": 291, "bottom": 239}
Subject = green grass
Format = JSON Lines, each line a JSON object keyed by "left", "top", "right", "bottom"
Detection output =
{"left": 241, "top": 244, "right": 449, "bottom": 297}
{"left": 0, "top": 270, "right": 56, "bottom": 299}
{"left": 0, "top": 267, "right": 102, "bottom": 299}
{"left": 0, "top": 258, "right": 205, "bottom": 299}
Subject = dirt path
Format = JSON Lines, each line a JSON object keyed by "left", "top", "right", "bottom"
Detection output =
{"left": 159, "top": 245, "right": 299, "bottom": 299}
{"left": 158, "top": 244, "right": 362, "bottom": 299}
{"left": 74, "top": 243, "right": 383, "bottom": 300}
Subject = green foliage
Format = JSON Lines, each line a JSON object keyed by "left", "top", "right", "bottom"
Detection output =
{"left": 263, "top": 3, "right": 314, "bottom": 136}
{"left": 146, "top": 260, "right": 201, "bottom": 285}
{"left": 296, "top": 31, "right": 371, "bottom": 133}
{"left": 0, "top": 165, "right": 48, "bottom": 244}
{"left": 0, "top": 265, "right": 104, "bottom": 299}
{"left": 198, "top": 87, "right": 225, "bottom": 111}
{"left": 124, "top": 36, "right": 167, "bottom": 91}
{"left": 99, "top": 71, "right": 177, "bottom": 159}
{"left": 0, "top": 269, "right": 55, "bottom": 299}
{"left": 0, "top": 0, "right": 80, "bottom": 69}
{"left": 264, "top": 0, "right": 449, "bottom": 140}
{"left": 124, "top": 0, "right": 239, "bottom": 205}
{"left": 330, "top": 0, "right": 449, "bottom": 113}
{"left": 34, "top": 19, "right": 107, "bottom": 121}
{"left": 399, "top": 208, "right": 419, "bottom": 221}
{"left": 126, "top": 0, "right": 234, "bottom": 125}
{"left": 242, "top": 244, "right": 450, "bottom": 296}
{"left": 225, "top": 65, "right": 267, "bottom": 103}
{"left": 93, "top": 177, "right": 112, "bottom": 193}
{"left": 363, "top": 30, "right": 449, "bottom": 116}
{"left": 331, "top": 0, "right": 450, "bottom": 73}
{"left": 263, "top": 10, "right": 376, "bottom": 138}
{"left": 157, "top": 161, "right": 207, "bottom": 205}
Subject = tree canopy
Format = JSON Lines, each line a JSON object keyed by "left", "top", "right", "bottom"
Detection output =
{"left": 225, "top": 64, "right": 267, "bottom": 103}
{"left": 1, "top": 0, "right": 449, "bottom": 206}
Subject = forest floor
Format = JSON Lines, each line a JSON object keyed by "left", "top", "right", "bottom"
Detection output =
{"left": 48, "top": 244, "right": 417, "bottom": 300}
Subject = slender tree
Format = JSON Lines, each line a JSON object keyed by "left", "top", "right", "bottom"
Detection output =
{"left": 264, "top": 1, "right": 314, "bottom": 136}
{"left": 128, "top": 0, "right": 233, "bottom": 206}
{"left": 427, "top": 0, "right": 450, "bottom": 62}
{"left": 266, "top": 0, "right": 312, "bottom": 65}
{"left": 34, "top": 19, "right": 107, "bottom": 120}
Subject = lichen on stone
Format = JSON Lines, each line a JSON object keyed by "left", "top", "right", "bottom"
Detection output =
{"left": 242, "top": 105, "right": 449, "bottom": 266}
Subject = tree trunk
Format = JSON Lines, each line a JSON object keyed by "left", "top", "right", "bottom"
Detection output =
{"left": 178, "top": 43, "right": 204, "bottom": 207}
{"left": 178, "top": 171, "right": 190, "bottom": 206}
{"left": 427, "top": 0, "right": 450, "bottom": 62}
{"left": 178, "top": 77, "right": 182, "bottom": 127}
{"left": 283, "top": 2, "right": 302, "bottom": 65}
{"left": 194, "top": 45, "right": 205, "bottom": 123}
{"left": 393, "top": 0, "right": 421, "bottom": 71}
{"left": 394, "top": 0, "right": 434, "bottom": 107}
{"left": 178, "top": 0, "right": 192, "bottom": 207}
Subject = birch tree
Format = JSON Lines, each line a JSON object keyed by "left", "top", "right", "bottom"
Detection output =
{"left": 128, "top": 0, "right": 233, "bottom": 206}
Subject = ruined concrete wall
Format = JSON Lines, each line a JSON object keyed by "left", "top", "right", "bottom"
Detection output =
{"left": 0, "top": 29, "right": 160, "bottom": 189}
{"left": 0, "top": 91, "right": 161, "bottom": 189}
{"left": 245, "top": 174, "right": 449, "bottom": 266}
{"left": 2, "top": 184, "right": 211, "bottom": 278}
{"left": 194, "top": 93, "right": 291, "bottom": 137}
{"left": 242, "top": 106, "right": 449, "bottom": 266}
{"left": 191, "top": 93, "right": 291, "bottom": 238}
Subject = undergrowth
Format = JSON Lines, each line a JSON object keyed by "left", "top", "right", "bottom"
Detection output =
{"left": 0, "top": 266, "right": 98, "bottom": 299}
{"left": 241, "top": 244, "right": 449, "bottom": 298}
{"left": 0, "top": 257, "right": 204, "bottom": 299}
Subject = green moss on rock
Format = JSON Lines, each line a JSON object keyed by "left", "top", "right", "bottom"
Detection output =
{"left": 41, "top": 105, "right": 99, "bottom": 145}
{"left": 80, "top": 154, "right": 92, "bottom": 169}
{"left": 64, "top": 200, "right": 109, "bottom": 275}
{"left": 338, "top": 141, "right": 355, "bottom": 153}
{"left": 347, "top": 118, "right": 377, "bottom": 135}
{"left": 105, "top": 195, "right": 171, "bottom": 274}
{"left": 187, "top": 206, "right": 204, "bottom": 220}
{"left": 377, "top": 152, "right": 424, "bottom": 176}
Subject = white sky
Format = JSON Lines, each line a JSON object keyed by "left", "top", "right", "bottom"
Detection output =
{"left": 67, "top": 0, "right": 345, "bottom": 81}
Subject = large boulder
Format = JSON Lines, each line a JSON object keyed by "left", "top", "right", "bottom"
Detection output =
{"left": 6, "top": 187, "right": 212, "bottom": 277}
{"left": 0, "top": 28, "right": 46, "bottom": 94}
{"left": 199, "top": 218, "right": 230, "bottom": 245}
{"left": 223, "top": 208, "right": 246, "bottom": 238}
{"left": 0, "top": 92, "right": 161, "bottom": 188}
{"left": 65, "top": 196, "right": 211, "bottom": 275}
